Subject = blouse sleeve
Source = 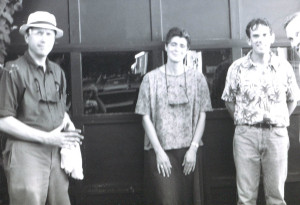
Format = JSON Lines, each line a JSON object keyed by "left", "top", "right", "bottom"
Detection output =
{"left": 135, "top": 74, "right": 151, "bottom": 116}
{"left": 197, "top": 73, "right": 212, "bottom": 112}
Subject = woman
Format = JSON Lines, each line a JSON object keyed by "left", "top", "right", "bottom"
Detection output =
{"left": 135, "top": 27, "right": 212, "bottom": 205}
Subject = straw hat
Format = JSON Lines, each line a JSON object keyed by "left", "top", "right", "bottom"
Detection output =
{"left": 19, "top": 11, "right": 63, "bottom": 39}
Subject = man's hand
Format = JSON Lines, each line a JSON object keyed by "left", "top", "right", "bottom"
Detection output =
{"left": 45, "top": 123, "right": 84, "bottom": 148}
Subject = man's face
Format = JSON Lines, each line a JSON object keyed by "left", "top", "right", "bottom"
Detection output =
{"left": 25, "top": 28, "right": 56, "bottom": 58}
{"left": 165, "top": 36, "right": 188, "bottom": 63}
{"left": 285, "top": 17, "right": 300, "bottom": 57}
{"left": 247, "top": 24, "right": 274, "bottom": 55}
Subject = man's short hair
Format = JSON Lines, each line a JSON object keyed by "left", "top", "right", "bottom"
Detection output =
{"left": 165, "top": 27, "right": 191, "bottom": 49}
{"left": 245, "top": 18, "right": 273, "bottom": 38}
{"left": 284, "top": 12, "right": 300, "bottom": 29}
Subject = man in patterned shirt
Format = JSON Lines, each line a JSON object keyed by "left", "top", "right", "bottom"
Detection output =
{"left": 222, "top": 18, "right": 300, "bottom": 205}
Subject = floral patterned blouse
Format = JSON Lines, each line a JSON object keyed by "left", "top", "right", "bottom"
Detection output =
{"left": 135, "top": 66, "right": 212, "bottom": 150}
{"left": 222, "top": 51, "right": 300, "bottom": 126}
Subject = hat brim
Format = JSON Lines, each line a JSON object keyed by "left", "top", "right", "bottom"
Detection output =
{"left": 19, "top": 23, "right": 63, "bottom": 39}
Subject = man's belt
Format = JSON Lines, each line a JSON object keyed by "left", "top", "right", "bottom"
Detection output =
{"left": 242, "top": 123, "right": 283, "bottom": 129}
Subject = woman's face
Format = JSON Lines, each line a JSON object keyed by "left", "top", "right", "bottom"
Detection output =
{"left": 165, "top": 36, "right": 188, "bottom": 63}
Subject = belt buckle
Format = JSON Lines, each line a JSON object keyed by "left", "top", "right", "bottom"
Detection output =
{"left": 259, "top": 122, "right": 272, "bottom": 129}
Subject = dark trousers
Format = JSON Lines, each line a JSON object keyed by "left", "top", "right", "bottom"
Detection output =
{"left": 144, "top": 148, "right": 201, "bottom": 205}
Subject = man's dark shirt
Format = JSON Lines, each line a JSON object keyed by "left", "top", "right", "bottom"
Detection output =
{"left": 0, "top": 51, "right": 66, "bottom": 132}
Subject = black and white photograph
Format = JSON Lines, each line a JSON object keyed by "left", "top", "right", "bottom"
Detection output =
{"left": 0, "top": 0, "right": 300, "bottom": 205}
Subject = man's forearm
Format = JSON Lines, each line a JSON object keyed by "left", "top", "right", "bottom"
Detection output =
{"left": 287, "top": 100, "right": 298, "bottom": 116}
{"left": 225, "top": 101, "right": 235, "bottom": 119}
{"left": 0, "top": 116, "right": 51, "bottom": 144}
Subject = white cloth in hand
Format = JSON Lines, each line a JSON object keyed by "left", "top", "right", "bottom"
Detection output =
{"left": 60, "top": 142, "right": 84, "bottom": 180}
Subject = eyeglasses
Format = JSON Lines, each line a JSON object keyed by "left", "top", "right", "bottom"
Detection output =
{"left": 165, "top": 65, "right": 189, "bottom": 105}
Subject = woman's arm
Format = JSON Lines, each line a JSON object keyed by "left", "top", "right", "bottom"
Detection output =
{"left": 190, "top": 112, "right": 206, "bottom": 148}
{"left": 142, "top": 115, "right": 172, "bottom": 177}
{"left": 182, "top": 112, "right": 206, "bottom": 175}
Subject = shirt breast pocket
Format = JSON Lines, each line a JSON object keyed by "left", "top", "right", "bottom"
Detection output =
{"left": 39, "top": 71, "right": 63, "bottom": 103}
{"left": 44, "top": 76, "right": 65, "bottom": 120}
{"left": 46, "top": 80, "right": 62, "bottom": 103}
{"left": 33, "top": 77, "right": 64, "bottom": 117}
{"left": 33, "top": 78, "right": 60, "bottom": 103}
{"left": 33, "top": 78, "right": 43, "bottom": 101}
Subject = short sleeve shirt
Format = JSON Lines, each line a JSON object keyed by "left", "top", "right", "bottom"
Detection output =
{"left": 135, "top": 66, "right": 212, "bottom": 150}
{"left": 222, "top": 51, "right": 300, "bottom": 126}
{"left": 0, "top": 51, "right": 67, "bottom": 131}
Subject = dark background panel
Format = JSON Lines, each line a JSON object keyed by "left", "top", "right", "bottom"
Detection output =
{"left": 160, "top": 0, "right": 231, "bottom": 41}
{"left": 72, "top": 121, "right": 144, "bottom": 205}
{"left": 80, "top": 0, "right": 152, "bottom": 45}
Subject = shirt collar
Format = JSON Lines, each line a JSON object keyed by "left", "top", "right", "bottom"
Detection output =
{"left": 24, "top": 51, "right": 53, "bottom": 73}
{"left": 241, "top": 50, "right": 280, "bottom": 71}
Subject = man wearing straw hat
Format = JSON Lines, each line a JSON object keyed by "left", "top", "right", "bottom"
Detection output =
{"left": 0, "top": 11, "right": 83, "bottom": 205}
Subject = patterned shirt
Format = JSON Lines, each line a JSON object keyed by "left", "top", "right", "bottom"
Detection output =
{"left": 222, "top": 51, "right": 300, "bottom": 126}
{"left": 135, "top": 66, "right": 212, "bottom": 150}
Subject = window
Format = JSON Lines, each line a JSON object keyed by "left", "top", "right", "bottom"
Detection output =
{"left": 82, "top": 51, "right": 151, "bottom": 114}
{"left": 201, "top": 49, "right": 232, "bottom": 109}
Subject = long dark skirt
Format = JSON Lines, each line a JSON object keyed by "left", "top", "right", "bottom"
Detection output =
{"left": 144, "top": 148, "right": 201, "bottom": 205}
